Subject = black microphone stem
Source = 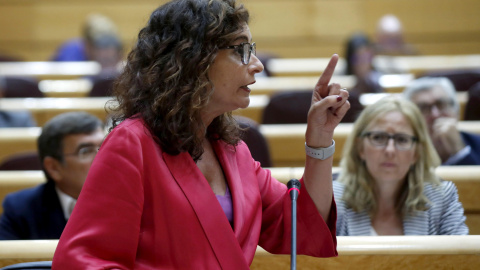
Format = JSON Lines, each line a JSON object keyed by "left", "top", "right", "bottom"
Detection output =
{"left": 291, "top": 193, "right": 297, "bottom": 270}
{"left": 287, "top": 179, "right": 301, "bottom": 270}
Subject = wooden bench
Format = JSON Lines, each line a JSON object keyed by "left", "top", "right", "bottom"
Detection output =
{"left": 0, "top": 236, "right": 479, "bottom": 269}
{"left": 0, "top": 61, "right": 101, "bottom": 80}
{"left": 268, "top": 54, "right": 480, "bottom": 78}
{"left": 14, "top": 73, "right": 411, "bottom": 98}
{"left": 1, "top": 166, "right": 479, "bottom": 234}
{"left": 2, "top": 121, "right": 480, "bottom": 167}
{"left": 258, "top": 121, "right": 480, "bottom": 167}
{"left": 0, "top": 90, "right": 467, "bottom": 128}
{"left": 0, "top": 97, "right": 113, "bottom": 126}
{"left": 252, "top": 235, "right": 480, "bottom": 270}
{"left": 251, "top": 74, "right": 415, "bottom": 95}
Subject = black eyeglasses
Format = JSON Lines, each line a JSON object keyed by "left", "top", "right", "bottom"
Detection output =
{"left": 362, "top": 131, "right": 418, "bottom": 151}
{"left": 64, "top": 145, "right": 100, "bottom": 162}
{"left": 416, "top": 99, "right": 454, "bottom": 115}
{"left": 221, "top": 42, "right": 256, "bottom": 65}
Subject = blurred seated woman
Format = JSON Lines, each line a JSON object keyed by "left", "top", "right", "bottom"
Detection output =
{"left": 334, "top": 96, "right": 468, "bottom": 235}
{"left": 344, "top": 32, "right": 383, "bottom": 95}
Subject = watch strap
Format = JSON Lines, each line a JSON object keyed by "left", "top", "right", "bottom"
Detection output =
{"left": 305, "top": 140, "right": 335, "bottom": 160}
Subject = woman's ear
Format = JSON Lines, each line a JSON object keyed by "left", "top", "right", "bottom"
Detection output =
{"left": 43, "top": 156, "right": 63, "bottom": 183}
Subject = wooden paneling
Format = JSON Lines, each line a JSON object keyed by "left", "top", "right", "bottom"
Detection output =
{"left": 0, "top": 0, "right": 479, "bottom": 61}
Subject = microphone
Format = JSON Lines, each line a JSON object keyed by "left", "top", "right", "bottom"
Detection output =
{"left": 287, "top": 179, "right": 301, "bottom": 270}
{"left": 287, "top": 179, "right": 301, "bottom": 200}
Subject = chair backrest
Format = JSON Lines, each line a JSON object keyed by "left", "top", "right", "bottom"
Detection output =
{"left": 262, "top": 91, "right": 311, "bottom": 124}
{"left": 236, "top": 116, "right": 272, "bottom": 167}
{"left": 88, "top": 75, "right": 117, "bottom": 97}
{"left": 419, "top": 69, "right": 480, "bottom": 91}
{"left": 0, "top": 261, "right": 52, "bottom": 270}
{"left": 464, "top": 81, "right": 480, "bottom": 121}
{"left": 4, "top": 77, "right": 43, "bottom": 98}
{"left": 0, "top": 152, "right": 42, "bottom": 171}
{"left": 262, "top": 90, "right": 363, "bottom": 124}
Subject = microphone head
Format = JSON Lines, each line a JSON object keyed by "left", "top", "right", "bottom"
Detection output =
{"left": 287, "top": 179, "right": 301, "bottom": 190}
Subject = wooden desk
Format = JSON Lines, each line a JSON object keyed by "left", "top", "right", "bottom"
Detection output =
{"left": 0, "top": 236, "right": 479, "bottom": 269}
{"left": 33, "top": 73, "right": 411, "bottom": 99}
{"left": 238, "top": 92, "right": 467, "bottom": 124}
{"left": 252, "top": 235, "right": 480, "bottom": 270}
{"left": 251, "top": 74, "right": 414, "bottom": 96}
{"left": 268, "top": 54, "right": 480, "bottom": 78}
{"left": 2, "top": 166, "right": 479, "bottom": 234}
{"left": 373, "top": 54, "right": 480, "bottom": 76}
{"left": 0, "top": 91, "right": 467, "bottom": 129}
{"left": 0, "top": 97, "right": 114, "bottom": 126}
{"left": 259, "top": 121, "right": 480, "bottom": 167}
{"left": 0, "top": 62, "right": 101, "bottom": 80}
{"left": 2, "top": 121, "right": 480, "bottom": 167}
{"left": 38, "top": 79, "right": 92, "bottom": 98}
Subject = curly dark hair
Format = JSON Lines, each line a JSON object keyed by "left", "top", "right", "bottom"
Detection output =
{"left": 109, "top": 0, "right": 249, "bottom": 161}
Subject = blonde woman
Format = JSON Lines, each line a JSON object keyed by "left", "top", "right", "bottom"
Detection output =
{"left": 334, "top": 96, "right": 468, "bottom": 235}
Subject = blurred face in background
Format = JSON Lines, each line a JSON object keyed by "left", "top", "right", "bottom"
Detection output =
{"left": 408, "top": 86, "right": 456, "bottom": 136}
{"left": 352, "top": 45, "right": 375, "bottom": 79}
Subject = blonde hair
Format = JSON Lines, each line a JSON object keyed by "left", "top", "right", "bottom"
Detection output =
{"left": 337, "top": 95, "right": 441, "bottom": 216}
{"left": 83, "top": 13, "right": 119, "bottom": 44}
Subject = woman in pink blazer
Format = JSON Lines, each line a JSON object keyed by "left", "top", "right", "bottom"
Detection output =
{"left": 52, "top": 0, "right": 350, "bottom": 269}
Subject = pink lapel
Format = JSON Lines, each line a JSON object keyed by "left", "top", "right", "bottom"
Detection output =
{"left": 163, "top": 148, "right": 250, "bottom": 269}
{"left": 210, "top": 140, "right": 246, "bottom": 238}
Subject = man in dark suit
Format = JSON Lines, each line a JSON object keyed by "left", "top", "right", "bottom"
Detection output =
{"left": 0, "top": 112, "right": 105, "bottom": 239}
{"left": 404, "top": 77, "right": 480, "bottom": 165}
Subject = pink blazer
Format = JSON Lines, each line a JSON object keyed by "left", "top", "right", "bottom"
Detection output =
{"left": 52, "top": 118, "right": 337, "bottom": 269}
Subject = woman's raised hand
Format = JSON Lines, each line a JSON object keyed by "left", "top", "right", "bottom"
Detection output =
{"left": 306, "top": 54, "right": 350, "bottom": 148}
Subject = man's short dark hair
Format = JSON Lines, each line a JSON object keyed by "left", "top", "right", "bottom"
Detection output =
{"left": 37, "top": 112, "right": 103, "bottom": 181}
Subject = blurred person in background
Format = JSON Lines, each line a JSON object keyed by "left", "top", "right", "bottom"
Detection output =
{"left": 404, "top": 77, "right": 480, "bottom": 165}
{"left": 345, "top": 32, "right": 383, "bottom": 95}
{"left": 373, "top": 14, "right": 417, "bottom": 56}
{"left": 51, "top": 13, "right": 124, "bottom": 75}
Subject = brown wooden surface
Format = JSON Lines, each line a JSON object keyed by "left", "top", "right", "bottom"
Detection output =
{"left": 1, "top": 166, "right": 479, "bottom": 234}
{"left": 0, "top": 0, "right": 479, "bottom": 61}
{"left": 1, "top": 121, "right": 479, "bottom": 167}
{"left": 0, "top": 236, "right": 479, "bottom": 268}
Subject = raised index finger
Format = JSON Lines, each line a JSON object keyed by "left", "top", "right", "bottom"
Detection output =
{"left": 315, "top": 54, "right": 339, "bottom": 98}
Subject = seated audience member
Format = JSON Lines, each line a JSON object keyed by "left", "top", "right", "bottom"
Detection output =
{"left": 334, "top": 96, "right": 468, "bottom": 235}
{"left": 0, "top": 112, "right": 105, "bottom": 240}
{"left": 373, "top": 14, "right": 417, "bottom": 56}
{"left": 0, "top": 76, "right": 36, "bottom": 128}
{"left": 345, "top": 32, "right": 383, "bottom": 95}
{"left": 404, "top": 77, "right": 480, "bottom": 165}
{"left": 51, "top": 13, "right": 123, "bottom": 75}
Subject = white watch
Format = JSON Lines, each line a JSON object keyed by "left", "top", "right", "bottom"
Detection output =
{"left": 305, "top": 140, "right": 335, "bottom": 160}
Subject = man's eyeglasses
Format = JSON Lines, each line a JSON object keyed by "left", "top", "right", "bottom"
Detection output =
{"left": 221, "top": 42, "right": 256, "bottom": 65}
{"left": 416, "top": 99, "right": 453, "bottom": 115}
{"left": 362, "top": 131, "right": 418, "bottom": 151}
{"left": 64, "top": 145, "right": 99, "bottom": 161}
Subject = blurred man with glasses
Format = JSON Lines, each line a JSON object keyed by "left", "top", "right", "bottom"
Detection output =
{"left": 0, "top": 112, "right": 104, "bottom": 239}
{"left": 404, "top": 77, "right": 480, "bottom": 165}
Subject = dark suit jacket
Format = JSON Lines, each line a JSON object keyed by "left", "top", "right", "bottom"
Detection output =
{"left": 455, "top": 131, "right": 480, "bottom": 165}
{"left": 0, "top": 181, "right": 66, "bottom": 240}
